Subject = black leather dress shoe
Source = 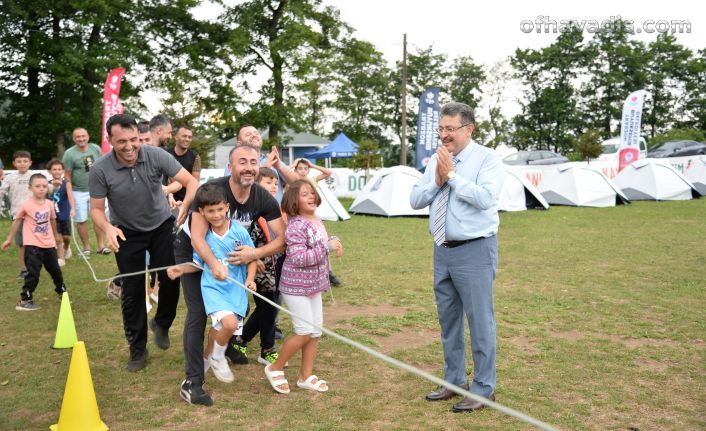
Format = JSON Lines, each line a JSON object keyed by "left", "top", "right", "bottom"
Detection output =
{"left": 425, "top": 383, "right": 469, "bottom": 401}
{"left": 452, "top": 393, "right": 495, "bottom": 412}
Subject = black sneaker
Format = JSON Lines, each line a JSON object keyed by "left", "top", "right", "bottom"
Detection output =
{"left": 329, "top": 271, "right": 341, "bottom": 287}
{"left": 150, "top": 318, "right": 170, "bottom": 350}
{"left": 127, "top": 349, "right": 148, "bottom": 372}
{"left": 15, "top": 299, "right": 40, "bottom": 311}
{"left": 55, "top": 284, "right": 67, "bottom": 299}
{"left": 17, "top": 269, "right": 28, "bottom": 279}
{"left": 225, "top": 338, "right": 248, "bottom": 364}
{"left": 180, "top": 379, "right": 213, "bottom": 406}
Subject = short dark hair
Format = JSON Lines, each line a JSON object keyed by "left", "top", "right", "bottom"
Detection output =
{"left": 196, "top": 183, "right": 228, "bottom": 209}
{"left": 13, "top": 150, "right": 31, "bottom": 160}
{"left": 294, "top": 159, "right": 309, "bottom": 170}
{"left": 228, "top": 143, "right": 260, "bottom": 163}
{"left": 149, "top": 114, "right": 171, "bottom": 131}
{"left": 106, "top": 114, "right": 138, "bottom": 138}
{"left": 440, "top": 102, "right": 476, "bottom": 126}
{"left": 257, "top": 167, "right": 277, "bottom": 181}
{"left": 137, "top": 121, "right": 150, "bottom": 134}
{"left": 237, "top": 124, "right": 255, "bottom": 141}
{"left": 29, "top": 173, "right": 47, "bottom": 185}
{"left": 46, "top": 159, "right": 64, "bottom": 170}
{"left": 281, "top": 179, "right": 321, "bottom": 217}
{"left": 174, "top": 125, "right": 192, "bottom": 135}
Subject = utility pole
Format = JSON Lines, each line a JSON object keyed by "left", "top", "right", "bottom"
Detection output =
{"left": 400, "top": 33, "right": 408, "bottom": 166}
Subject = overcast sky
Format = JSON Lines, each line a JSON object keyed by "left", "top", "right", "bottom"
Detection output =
{"left": 148, "top": 0, "right": 703, "bottom": 125}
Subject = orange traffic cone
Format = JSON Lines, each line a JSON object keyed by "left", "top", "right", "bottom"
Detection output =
{"left": 51, "top": 292, "right": 78, "bottom": 349}
{"left": 50, "top": 341, "right": 108, "bottom": 431}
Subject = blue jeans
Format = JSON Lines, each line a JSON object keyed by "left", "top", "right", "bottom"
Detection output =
{"left": 433, "top": 235, "right": 497, "bottom": 397}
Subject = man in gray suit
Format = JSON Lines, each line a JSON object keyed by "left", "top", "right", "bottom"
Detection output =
{"left": 410, "top": 102, "right": 505, "bottom": 412}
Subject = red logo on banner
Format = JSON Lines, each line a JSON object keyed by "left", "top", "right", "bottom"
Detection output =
{"left": 618, "top": 148, "right": 639, "bottom": 172}
{"left": 101, "top": 67, "right": 126, "bottom": 154}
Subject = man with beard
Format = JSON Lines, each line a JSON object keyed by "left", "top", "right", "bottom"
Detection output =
{"left": 150, "top": 114, "right": 173, "bottom": 148}
{"left": 62, "top": 127, "right": 109, "bottom": 255}
{"left": 174, "top": 144, "right": 286, "bottom": 406}
{"left": 224, "top": 125, "right": 298, "bottom": 201}
{"left": 89, "top": 114, "right": 199, "bottom": 372}
{"left": 410, "top": 102, "right": 505, "bottom": 413}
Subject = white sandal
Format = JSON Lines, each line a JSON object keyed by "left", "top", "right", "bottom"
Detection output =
{"left": 264, "top": 364, "right": 290, "bottom": 394}
{"left": 296, "top": 375, "right": 328, "bottom": 392}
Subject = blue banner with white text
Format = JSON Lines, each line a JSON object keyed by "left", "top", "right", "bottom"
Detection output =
{"left": 415, "top": 87, "right": 441, "bottom": 171}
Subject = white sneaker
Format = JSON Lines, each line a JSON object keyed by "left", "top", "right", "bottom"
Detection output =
{"left": 204, "top": 357, "right": 210, "bottom": 375}
{"left": 64, "top": 247, "right": 72, "bottom": 259}
{"left": 208, "top": 356, "right": 234, "bottom": 383}
{"left": 58, "top": 258, "right": 66, "bottom": 267}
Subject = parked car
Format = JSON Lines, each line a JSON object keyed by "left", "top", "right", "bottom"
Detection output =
{"left": 596, "top": 137, "right": 647, "bottom": 161}
{"left": 647, "top": 140, "right": 706, "bottom": 158}
{"left": 503, "top": 150, "right": 569, "bottom": 166}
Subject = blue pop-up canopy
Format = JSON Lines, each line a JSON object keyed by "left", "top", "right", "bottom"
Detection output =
{"left": 305, "top": 132, "right": 358, "bottom": 158}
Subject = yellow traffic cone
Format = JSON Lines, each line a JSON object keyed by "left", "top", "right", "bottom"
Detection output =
{"left": 50, "top": 341, "right": 108, "bottom": 431}
{"left": 51, "top": 292, "right": 78, "bottom": 349}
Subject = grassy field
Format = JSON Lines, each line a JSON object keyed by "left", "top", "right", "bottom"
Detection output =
{"left": 0, "top": 199, "right": 704, "bottom": 430}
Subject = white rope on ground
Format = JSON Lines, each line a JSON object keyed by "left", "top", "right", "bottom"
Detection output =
{"left": 68, "top": 236, "right": 559, "bottom": 431}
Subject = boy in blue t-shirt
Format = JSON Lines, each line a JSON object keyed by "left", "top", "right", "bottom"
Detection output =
{"left": 168, "top": 183, "right": 256, "bottom": 383}
{"left": 47, "top": 159, "right": 75, "bottom": 265}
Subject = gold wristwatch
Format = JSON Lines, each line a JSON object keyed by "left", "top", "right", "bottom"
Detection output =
{"left": 447, "top": 171, "right": 457, "bottom": 181}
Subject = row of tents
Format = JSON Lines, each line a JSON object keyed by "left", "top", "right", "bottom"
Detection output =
{"left": 314, "top": 159, "right": 705, "bottom": 219}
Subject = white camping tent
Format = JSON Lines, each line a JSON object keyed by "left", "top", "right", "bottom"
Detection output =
{"left": 349, "top": 165, "right": 429, "bottom": 216}
{"left": 685, "top": 158, "right": 706, "bottom": 196}
{"left": 539, "top": 164, "right": 630, "bottom": 207}
{"left": 315, "top": 182, "right": 351, "bottom": 221}
{"left": 499, "top": 167, "right": 550, "bottom": 211}
{"left": 614, "top": 159, "right": 701, "bottom": 200}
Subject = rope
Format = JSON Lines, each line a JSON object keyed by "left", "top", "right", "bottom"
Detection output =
{"left": 69, "top": 228, "right": 559, "bottom": 431}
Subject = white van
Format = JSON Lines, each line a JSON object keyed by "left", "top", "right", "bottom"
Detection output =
{"left": 596, "top": 137, "right": 647, "bottom": 162}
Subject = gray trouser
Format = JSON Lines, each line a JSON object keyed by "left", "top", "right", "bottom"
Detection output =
{"left": 433, "top": 235, "right": 497, "bottom": 397}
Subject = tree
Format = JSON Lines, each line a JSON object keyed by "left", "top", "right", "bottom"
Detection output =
{"left": 573, "top": 129, "right": 603, "bottom": 161}
{"left": 643, "top": 34, "right": 692, "bottom": 137}
{"left": 223, "top": 0, "right": 349, "bottom": 145}
{"left": 350, "top": 139, "right": 381, "bottom": 181}
{"left": 448, "top": 56, "right": 485, "bottom": 110}
{"left": 478, "top": 60, "right": 512, "bottom": 149}
{"left": 682, "top": 49, "right": 706, "bottom": 132}
{"left": 511, "top": 26, "right": 586, "bottom": 153}
{"left": 0, "top": 0, "right": 228, "bottom": 164}
{"left": 581, "top": 20, "right": 648, "bottom": 137}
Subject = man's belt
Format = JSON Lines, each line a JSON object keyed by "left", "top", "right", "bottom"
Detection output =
{"left": 441, "top": 237, "right": 484, "bottom": 248}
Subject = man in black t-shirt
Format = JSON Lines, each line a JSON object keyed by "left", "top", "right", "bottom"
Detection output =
{"left": 174, "top": 144, "right": 285, "bottom": 406}
{"left": 168, "top": 126, "right": 201, "bottom": 204}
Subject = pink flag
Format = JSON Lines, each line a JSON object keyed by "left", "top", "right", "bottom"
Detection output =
{"left": 618, "top": 90, "right": 648, "bottom": 172}
{"left": 100, "top": 67, "right": 126, "bottom": 154}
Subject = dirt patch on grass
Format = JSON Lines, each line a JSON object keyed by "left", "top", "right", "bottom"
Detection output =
{"left": 375, "top": 328, "right": 439, "bottom": 354}
{"left": 324, "top": 302, "right": 407, "bottom": 326}
{"left": 551, "top": 330, "right": 584, "bottom": 341}
{"left": 508, "top": 335, "right": 541, "bottom": 354}
{"left": 611, "top": 336, "right": 680, "bottom": 349}
{"left": 635, "top": 358, "right": 668, "bottom": 372}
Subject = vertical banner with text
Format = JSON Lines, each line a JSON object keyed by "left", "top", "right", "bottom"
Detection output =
{"left": 415, "top": 87, "right": 441, "bottom": 171}
{"left": 619, "top": 89, "right": 648, "bottom": 171}
{"left": 100, "top": 67, "right": 126, "bottom": 154}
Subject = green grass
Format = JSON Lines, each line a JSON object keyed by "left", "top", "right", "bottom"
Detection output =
{"left": 1, "top": 200, "right": 705, "bottom": 430}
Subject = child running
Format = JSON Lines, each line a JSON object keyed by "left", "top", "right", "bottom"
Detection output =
{"left": 0, "top": 150, "right": 33, "bottom": 278}
{"left": 264, "top": 179, "right": 343, "bottom": 394}
{"left": 47, "top": 159, "right": 75, "bottom": 266}
{"left": 168, "top": 183, "right": 257, "bottom": 383}
{"left": 2, "top": 173, "right": 67, "bottom": 310}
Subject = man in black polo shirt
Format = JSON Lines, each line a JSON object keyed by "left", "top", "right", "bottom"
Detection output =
{"left": 89, "top": 114, "right": 199, "bottom": 372}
